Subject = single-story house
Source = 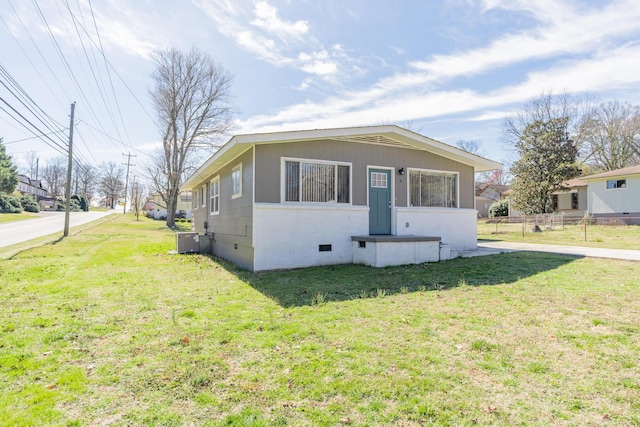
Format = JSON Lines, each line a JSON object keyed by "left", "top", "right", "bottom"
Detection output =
{"left": 582, "top": 164, "right": 640, "bottom": 224}
{"left": 147, "top": 191, "right": 193, "bottom": 219}
{"left": 551, "top": 178, "right": 587, "bottom": 213}
{"left": 181, "top": 125, "right": 500, "bottom": 271}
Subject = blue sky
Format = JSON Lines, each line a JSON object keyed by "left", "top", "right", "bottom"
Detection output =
{"left": 2, "top": 0, "right": 640, "bottom": 176}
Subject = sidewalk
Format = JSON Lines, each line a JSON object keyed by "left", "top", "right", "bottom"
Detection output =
{"left": 460, "top": 240, "right": 640, "bottom": 262}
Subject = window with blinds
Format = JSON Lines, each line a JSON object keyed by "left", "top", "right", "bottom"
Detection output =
{"left": 409, "top": 169, "right": 458, "bottom": 208}
{"left": 285, "top": 159, "right": 350, "bottom": 204}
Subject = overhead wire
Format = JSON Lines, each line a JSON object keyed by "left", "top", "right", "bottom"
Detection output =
{"left": 0, "top": 64, "right": 68, "bottom": 147}
{"left": 87, "top": 0, "right": 132, "bottom": 144}
{"left": 30, "top": 0, "right": 129, "bottom": 154}
{"left": 59, "top": 0, "right": 124, "bottom": 145}
{"left": 2, "top": 0, "right": 154, "bottom": 182}
{"left": 3, "top": 0, "right": 70, "bottom": 111}
{"left": 0, "top": 98, "right": 67, "bottom": 156}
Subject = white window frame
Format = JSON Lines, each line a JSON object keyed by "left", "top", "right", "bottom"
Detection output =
{"left": 281, "top": 157, "right": 352, "bottom": 204}
{"left": 201, "top": 184, "right": 206, "bottom": 208}
{"left": 232, "top": 163, "right": 242, "bottom": 199}
{"left": 194, "top": 189, "right": 199, "bottom": 210}
{"left": 407, "top": 167, "right": 459, "bottom": 208}
{"left": 210, "top": 176, "right": 220, "bottom": 215}
{"left": 605, "top": 179, "right": 627, "bottom": 190}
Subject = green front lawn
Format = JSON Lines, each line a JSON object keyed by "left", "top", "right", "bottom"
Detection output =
{"left": 478, "top": 220, "right": 640, "bottom": 250}
{"left": 1, "top": 216, "right": 639, "bottom": 425}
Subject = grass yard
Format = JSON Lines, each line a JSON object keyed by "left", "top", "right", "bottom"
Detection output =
{"left": 0, "top": 212, "right": 39, "bottom": 224}
{"left": 1, "top": 216, "right": 639, "bottom": 426}
{"left": 478, "top": 219, "right": 640, "bottom": 250}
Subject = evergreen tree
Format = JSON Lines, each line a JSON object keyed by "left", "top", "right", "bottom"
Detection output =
{"left": 0, "top": 138, "right": 19, "bottom": 194}
{"left": 510, "top": 117, "right": 580, "bottom": 214}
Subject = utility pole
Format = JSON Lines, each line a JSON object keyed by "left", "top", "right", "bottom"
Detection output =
{"left": 122, "top": 152, "right": 136, "bottom": 214}
{"left": 63, "top": 102, "right": 76, "bottom": 237}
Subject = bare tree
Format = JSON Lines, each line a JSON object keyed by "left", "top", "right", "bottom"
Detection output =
{"left": 455, "top": 139, "right": 485, "bottom": 156}
{"left": 21, "top": 151, "right": 39, "bottom": 178}
{"left": 129, "top": 179, "right": 146, "bottom": 220}
{"left": 98, "top": 161, "right": 124, "bottom": 209}
{"left": 73, "top": 163, "right": 99, "bottom": 203}
{"left": 503, "top": 91, "right": 596, "bottom": 154}
{"left": 41, "top": 157, "right": 67, "bottom": 198}
{"left": 148, "top": 47, "right": 233, "bottom": 227}
{"left": 580, "top": 101, "right": 640, "bottom": 171}
{"left": 455, "top": 139, "right": 498, "bottom": 182}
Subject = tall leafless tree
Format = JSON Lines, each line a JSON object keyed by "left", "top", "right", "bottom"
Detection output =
{"left": 41, "top": 157, "right": 67, "bottom": 198}
{"left": 98, "top": 161, "right": 124, "bottom": 208}
{"left": 503, "top": 91, "right": 596, "bottom": 154}
{"left": 73, "top": 163, "right": 99, "bottom": 203}
{"left": 148, "top": 47, "right": 233, "bottom": 227}
{"left": 21, "top": 151, "right": 39, "bottom": 179}
{"left": 579, "top": 101, "right": 640, "bottom": 171}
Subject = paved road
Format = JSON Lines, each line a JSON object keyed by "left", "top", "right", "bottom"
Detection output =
{"left": 461, "top": 240, "right": 640, "bottom": 262}
{"left": 0, "top": 210, "right": 118, "bottom": 248}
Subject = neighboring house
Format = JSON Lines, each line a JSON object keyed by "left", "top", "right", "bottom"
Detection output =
{"left": 16, "top": 174, "right": 48, "bottom": 199}
{"left": 16, "top": 174, "right": 56, "bottom": 210}
{"left": 550, "top": 178, "right": 587, "bottom": 213}
{"left": 148, "top": 191, "right": 193, "bottom": 219}
{"left": 582, "top": 164, "right": 640, "bottom": 224}
{"left": 475, "top": 182, "right": 509, "bottom": 217}
{"left": 181, "top": 125, "right": 500, "bottom": 271}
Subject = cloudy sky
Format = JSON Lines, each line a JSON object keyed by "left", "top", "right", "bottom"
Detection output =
{"left": 2, "top": 0, "right": 640, "bottom": 175}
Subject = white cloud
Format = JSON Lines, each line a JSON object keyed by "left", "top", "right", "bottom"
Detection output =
{"left": 410, "top": 0, "right": 640, "bottom": 82}
{"left": 236, "top": 41, "right": 640, "bottom": 133}
{"left": 195, "top": 0, "right": 356, "bottom": 82}
{"left": 298, "top": 50, "right": 337, "bottom": 76}
{"left": 251, "top": 1, "right": 308, "bottom": 40}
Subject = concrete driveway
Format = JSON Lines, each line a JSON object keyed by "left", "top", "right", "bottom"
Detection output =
{"left": 0, "top": 210, "right": 118, "bottom": 248}
{"left": 461, "top": 240, "right": 640, "bottom": 262}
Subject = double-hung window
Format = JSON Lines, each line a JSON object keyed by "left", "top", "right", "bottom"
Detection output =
{"left": 210, "top": 176, "right": 219, "bottom": 214}
{"left": 409, "top": 169, "right": 458, "bottom": 208}
{"left": 200, "top": 184, "right": 206, "bottom": 208}
{"left": 284, "top": 159, "right": 350, "bottom": 203}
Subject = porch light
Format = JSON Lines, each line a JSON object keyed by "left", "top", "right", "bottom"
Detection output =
{"left": 398, "top": 167, "right": 405, "bottom": 175}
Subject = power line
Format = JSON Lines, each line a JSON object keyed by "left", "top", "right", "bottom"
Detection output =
{"left": 0, "top": 65, "right": 68, "bottom": 147}
{"left": 4, "top": 130, "right": 66, "bottom": 145}
{"left": 0, "top": 96, "right": 68, "bottom": 155}
{"left": 59, "top": 0, "right": 124, "bottom": 144}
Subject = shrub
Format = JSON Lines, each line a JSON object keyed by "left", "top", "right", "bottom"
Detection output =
{"left": 20, "top": 195, "right": 40, "bottom": 212}
{"left": 71, "top": 194, "right": 89, "bottom": 212}
{"left": 0, "top": 194, "right": 22, "bottom": 213}
{"left": 69, "top": 198, "right": 82, "bottom": 212}
{"left": 489, "top": 199, "right": 509, "bottom": 217}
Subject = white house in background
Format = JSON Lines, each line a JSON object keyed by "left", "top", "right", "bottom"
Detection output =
{"left": 582, "top": 164, "right": 640, "bottom": 224}
{"left": 181, "top": 125, "right": 500, "bottom": 271}
{"left": 147, "top": 191, "right": 193, "bottom": 219}
{"left": 16, "top": 174, "right": 47, "bottom": 199}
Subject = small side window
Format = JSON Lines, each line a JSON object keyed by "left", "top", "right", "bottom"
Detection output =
{"left": 232, "top": 164, "right": 242, "bottom": 198}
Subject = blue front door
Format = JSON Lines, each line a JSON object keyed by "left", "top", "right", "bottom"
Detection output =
{"left": 369, "top": 169, "right": 391, "bottom": 235}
